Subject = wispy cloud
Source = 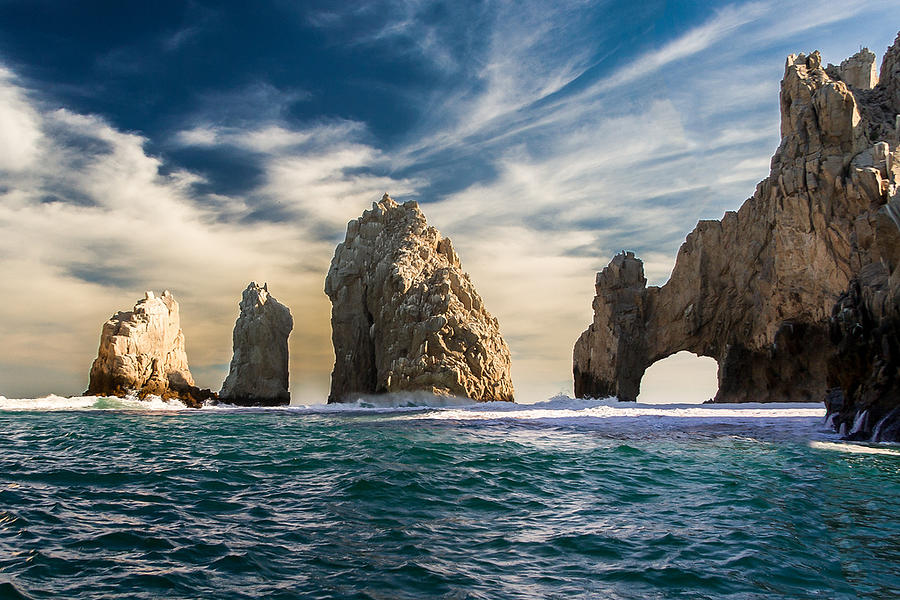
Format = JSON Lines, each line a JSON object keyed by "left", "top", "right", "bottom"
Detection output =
{"left": 0, "top": 68, "right": 41, "bottom": 171}
{"left": 596, "top": 3, "right": 768, "bottom": 92}
{"left": 0, "top": 70, "right": 408, "bottom": 401}
{"left": 1, "top": 0, "right": 897, "bottom": 402}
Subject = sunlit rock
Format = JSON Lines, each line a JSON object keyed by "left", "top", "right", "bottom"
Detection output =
{"left": 87, "top": 290, "right": 214, "bottom": 407}
{"left": 575, "top": 32, "right": 900, "bottom": 441}
{"left": 325, "top": 194, "right": 514, "bottom": 403}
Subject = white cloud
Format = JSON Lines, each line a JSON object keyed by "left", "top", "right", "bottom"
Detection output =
{"left": 0, "top": 68, "right": 42, "bottom": 171}
{"left": 176, "top": 120, "right": 366, "bottom": 154}
{"left": 597, "top": 3, "right": 768, "bottom": 92}
{"left": 177, "top": 126, "right": 218, "bottom": 146}
{"left": 0, "top": 71, "right": 410, "bottom": 402}
{"left": 2, "top": 0, "right": 897, "bottom": 403}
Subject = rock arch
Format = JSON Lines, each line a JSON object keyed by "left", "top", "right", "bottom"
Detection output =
{"left": 574, "top": 42, "right": 900, "bottom": 404}
{"left": 573, "top": 250, "right": 832, "bottom": 403}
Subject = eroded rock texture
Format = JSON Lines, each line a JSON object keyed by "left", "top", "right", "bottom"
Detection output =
{"left": 575, "top": 34, "right": 900, "bottom": 437}
{"left": 325, "top": 194, "right": 514, "bottom": 403}
{"left": 826, "top": 48, "right": 878, "bottom": 90}
{"left": 87, "top": 291, "right": 214, "bottom": 407}
{"left": 219, "top": 282, "right": 293, "bottom": 406}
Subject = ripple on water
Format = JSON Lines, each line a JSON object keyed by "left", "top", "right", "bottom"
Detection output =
{"left": 0, "top": 407, "right": 896, "bottom": 599}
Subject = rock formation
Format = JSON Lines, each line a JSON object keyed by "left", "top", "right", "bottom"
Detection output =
{"left": 325, "top": 194, "right": 514, "bottom": 403}
{"left": 575, "top": 33, "right": 900, "bottom": 440}
{"left": 826, "top": 48, "right": 878, "bottom": 90}
{"left": 219, "top": 282, "right": 293, "bottom": 406}
{"left": 87, "top": 291, "right": 214, "bottom": 407}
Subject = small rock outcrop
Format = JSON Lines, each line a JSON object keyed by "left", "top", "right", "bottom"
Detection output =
{"left": 87, "top": 291, "right": 214, "bottom": 407}
{"left": 325, "top": 194, "right": 515, "bottom": 403}
{"left": 574, "top": 34, "right": 900, "bottom": 440}
{"left": 219, "top": 282, "right": 293, "bottom": 406}
{"left": 826, "top": 48, "right": 878, "bottom": 90}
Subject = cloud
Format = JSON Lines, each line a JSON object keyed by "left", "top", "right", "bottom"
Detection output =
{"left": 596, "top": 3, "right": 768, "bottom": 92}
{"left": 0, "top": 67, "right": 42, "bottom": 171}
{"left": 0, "top": 69, "right": 409, "bottom": 401}
{"left": 2, "top": 0, "right": 897, "bottom": 404}
{"left": 175, "top": 117, "right": 420, "bottom": 228}
{"left": 176, "top": 120, "right": 364, "bottom": 154}
{"left": 183, "top": 82, "right": 311, "bottom": 127}
{"left": 305, "top": 0, "right": 471, "bottom": 73}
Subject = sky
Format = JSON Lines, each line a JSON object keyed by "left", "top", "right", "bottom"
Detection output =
{"left": 0, "top": 0, "right": 897, "bottom": 404}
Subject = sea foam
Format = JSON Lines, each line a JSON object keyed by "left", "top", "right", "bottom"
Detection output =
{"left": 0, "top": 394, "right": 188, "bottom": 411}
{"left": 0, "top": 392, "right": 834, "bottom": 441}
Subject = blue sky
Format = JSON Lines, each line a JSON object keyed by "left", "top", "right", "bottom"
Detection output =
{"left": 0, "top": 0, "right": 897, "bottom": 402}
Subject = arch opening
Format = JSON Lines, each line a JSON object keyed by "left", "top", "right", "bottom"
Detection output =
{"left": 638, "top": 351, "right": 718, "bottom": 404}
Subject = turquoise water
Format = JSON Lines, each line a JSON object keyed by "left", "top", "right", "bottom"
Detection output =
{"left": 0, "top": 398, "right": 898, "bottom": 599}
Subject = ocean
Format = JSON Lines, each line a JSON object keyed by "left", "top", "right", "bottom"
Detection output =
{"left": 0, "top": 396, "right": 897, "bottom": 599}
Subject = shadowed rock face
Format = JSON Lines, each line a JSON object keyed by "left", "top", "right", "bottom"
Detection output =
{"left": 325, "top": 194, "right": 515, "bottom": 403}
{"left": 219, "top": 282, "right": 293, "bottom": 406}
{"left": 575, "top": 34, "right": 900, "bottom": 436}
{"left": 87, "top": 291, "right": 214, "bottom": 407}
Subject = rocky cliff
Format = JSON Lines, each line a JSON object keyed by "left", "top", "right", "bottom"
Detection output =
{"left": 219, "top": 282, "right": 293, "bottom": 406}
{"left": 87, "top": 291, "right": 214, "bottom": 407}
{"left": 574, "top": 34, "right": 900, "bottom": 438}
{"left": 325, "top": 194, "right": 515, "bottom": 403}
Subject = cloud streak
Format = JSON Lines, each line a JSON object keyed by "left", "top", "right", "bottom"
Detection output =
{"left": 0, "top": 0, "right": 897, "bottom": 403}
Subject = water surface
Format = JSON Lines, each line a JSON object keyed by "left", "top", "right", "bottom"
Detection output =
{"left": 0, "top": 397, "right": 897, "bottom": 599}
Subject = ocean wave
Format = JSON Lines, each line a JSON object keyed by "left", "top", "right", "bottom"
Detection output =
{"left": 0, "top": 394, "right": 189, "bottom": 411}
{"left": 808, "top": 441, "right": 900, "bottom": 455}
{"left": 0, "top": 392, "right": 826, "bottom": 416}
{"left": 0, "top": 392, "right": 833, "bottom": 443}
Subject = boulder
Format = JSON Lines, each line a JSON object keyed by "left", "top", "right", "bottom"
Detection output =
{"left": 87, "top": 291, "right": 214, "bottom": 407}
{"left": 325, "top": 194, "right": 514, "bottom": 403}
{"left": 219, "top": 282, "right": 293, "bottom": 406}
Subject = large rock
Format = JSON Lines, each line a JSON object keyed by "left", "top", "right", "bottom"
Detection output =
{"left": 325, "top": 194, "right": 514, "bottom": 403}
{"left": 87, "top": 291, "right": 214, "bottom": 407}
{"left": 575, "top": 33, "right": 900, "bottom": 436}
{"left": 219, "top": 282, "right": 293, "bottom": 406}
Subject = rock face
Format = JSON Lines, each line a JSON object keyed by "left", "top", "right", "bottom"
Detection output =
{"left": 325, "top": 194, "right": 514, "bottom": 403}
{"left": 219, "top": 282, "right": 293, "bottom": 406}
{"left": 575, "top": 33, "right": 900, "bottom": 438}
{"left": 826, "top": 48, "right": 878, "bottom": 90}
{"left": 87, "top": 291, "right": 214, "bottom": 407}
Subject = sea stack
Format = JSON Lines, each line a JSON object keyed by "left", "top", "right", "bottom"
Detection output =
{"left": 325, "top": 194, "right": 515, "bottom": 403}
{"left": 219, "top": 282, "right": 293, "bottom": 406}
{"left": 87, "top": 290, "right": 213, "bottom": 407}
{"left": 574, "top": 33, "right": 900, "bottom": 439}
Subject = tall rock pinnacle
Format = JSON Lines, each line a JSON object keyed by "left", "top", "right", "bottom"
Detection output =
{"left": 219, "top": 282, "right": 293, "bottom": 406}
{"left": 325, "top": 194, "right": 515, "bottom": 403}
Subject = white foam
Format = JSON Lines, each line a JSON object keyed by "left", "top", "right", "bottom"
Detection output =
{"left": 397, "top": 397, "right": 825, "bottom": 424}
{"left": 0, "top": 392, "right": 829, "bottom": 440}
{"left": 0, "top": 394, "right": 188, "bottom": 411}
{"left": 849, "top": 410, "right": 869, "bottom": 435}
{"left": 809, "top": 441, "right": 900, "bottom": 456}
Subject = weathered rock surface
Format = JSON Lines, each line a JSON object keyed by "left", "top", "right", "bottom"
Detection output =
{"left": 325, "top": 194, "right": 514, "bottom": 403}
{"left": 826, "top": 48, "right": 878, "bottom": 90}
{"left": 219, "top": 282, "right": 293, "bottom": 406}
{"left": 87, "top": 291, "right": 214, "bottom": 407}
{"left": 575, "top": 33, "right": 900, "bottom": 439}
